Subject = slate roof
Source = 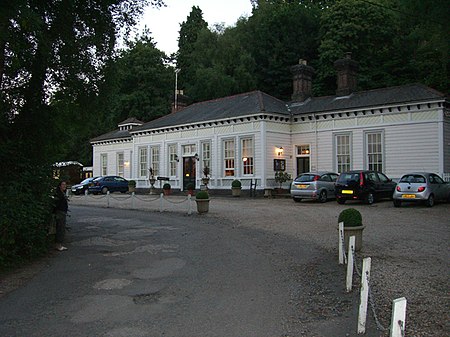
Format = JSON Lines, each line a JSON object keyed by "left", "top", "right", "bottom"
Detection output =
{"left": 118, "top": 117, "right": 144, "bottom": 126}
{"left": 132, "top": 91, "right": 288, "bottom": 132}
{"left": 289, "top": 83, "right": 445, "bottom": 115}
{"left": 91, "top": 84, "right": 446, "bottom": 143}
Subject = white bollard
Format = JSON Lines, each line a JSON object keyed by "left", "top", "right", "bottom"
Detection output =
{"left": 131, "top": 192, "right": 135, "bottom": 209}
{"left": 107, "top": 191, "right": 110, "bottom": 208}
{"left": 390, "top": 297, "right": 407, "bottom": 337}
{"left": 84, "top": 189, "right": 88, "bottom": 200}
{"left": 338, "top": 222, "right": 346, "bottom": 264}
{"left": 188, "top": 194, "right": 192, "bottom": 215}
{"left": 159, "top": 193, "right": 163, "bottom": 212}
{"left": 346, "top": 236, "right": 355, "bottom": 292}
{"left": 358, "top": 257, "right": 371, "bottom": 334}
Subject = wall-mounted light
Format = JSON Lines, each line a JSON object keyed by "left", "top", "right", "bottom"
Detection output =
{"left": 194, "top": 153, "right": 199, "bottom": 160}
{"left": 276, "top": 147, "right": 284, "bottom": 156}
{"left": 124, "top": 161, "right": 130, "bottom": 167}
{"left": 174, "top": 154, "right": 180, "bottom": 162}
{"left": 242, "top": 157, "right": 248, "bottom": 162}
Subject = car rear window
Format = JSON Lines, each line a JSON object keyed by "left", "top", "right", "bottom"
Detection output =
{"left": 295, "top": 174, "right": 318, "bottom": 182}
{"left": 337, "top": 173, "right": 360, "bottom": 183}
{"left": 400, "top": 175, "right": 426, "bottom": 183}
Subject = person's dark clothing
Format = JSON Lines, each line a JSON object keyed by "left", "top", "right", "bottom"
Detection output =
{"left": 54, "top": 188, "right": 68, "bottom": 244}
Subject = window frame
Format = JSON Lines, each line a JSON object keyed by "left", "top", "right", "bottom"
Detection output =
{"left": 138, "top": 147, "right": 148, "bottom": 178}
{"left": 223, "top": 139, "right": 235, "bottom": 177}
{"left": 334, "top": 133, "right": 352, "bottom": 173}
{"left": 365, "top": 131, "right": 384, "bottom": 172}
{"left": 241, "top": 137, "right": 254, "bottom": 176}
{"left": 100, "top": 153, "right": 108, "bottom": 176}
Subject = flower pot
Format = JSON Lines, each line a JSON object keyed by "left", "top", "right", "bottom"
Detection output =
{"left": 343, "top": 225, "right": 365, "bottom": 252}
{"left": 231, "top": 187, "right": 241, "bottom": 197}
{"left": 163, "top": 189, "right": 171, "bottom": 196}
{"left": 128, "top": 186, "right": 136, "bottom": 193}
{"left": 195, "top": 198, "right": 210, "bottom": 213}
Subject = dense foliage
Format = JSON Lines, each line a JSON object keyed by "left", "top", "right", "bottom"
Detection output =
{"left": 338, "top": 208, "right": 363, "bottom": 227}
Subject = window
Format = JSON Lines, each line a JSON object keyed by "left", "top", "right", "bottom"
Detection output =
{"left": 183, "top": 144, "right": 197, "bottom": 156}
{"left": 297, "top": 145, "right": 310, "bottom": 155}
{"left": 366, "top": 132, "right": 383, "bottom": 171}
{"left": 201, "top": 142, "right": 211, "bottom": 174}
{"left": 139, "top": 147, "right": 148, "bottom": 177}
{"left": 100, "top": 154, "right": 108, "bottom": 176}
{"left": 335, "top": 134, "right": 351, "bottom": 173}
{"left": 168, "top": 145, "right": 177, "bottom": 177}
{"left": 224, "top": 139, "right": 235, "bottom": 176}
{"left": 241, "top": 138, "right": 254, "bottom": 175}
{"left": 117, "top": 153, "right": 124, "bottom": 177}
{"left": 151, "top": 146, "right": 160, "bottom": 176}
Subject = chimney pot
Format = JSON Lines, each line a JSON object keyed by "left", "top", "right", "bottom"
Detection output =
{"left": 334, "top": 53, "right": 358, "bottom": 96}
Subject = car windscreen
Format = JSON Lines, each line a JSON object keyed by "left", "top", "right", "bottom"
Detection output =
{"left": 337, "top": 173, "right": 360, "bottom": 183}
{"left": 80, "top": 178, "right": 93, "bottom": 184}
{"left": 399, "top": 175, "right": 426, "bottom": 183}
{"left": 294, "top": 174, "right": 317, "bottom": 182}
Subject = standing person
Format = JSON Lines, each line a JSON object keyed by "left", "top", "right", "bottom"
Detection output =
{"left": 54, "top": 181, "right": 69, "bottom": 251}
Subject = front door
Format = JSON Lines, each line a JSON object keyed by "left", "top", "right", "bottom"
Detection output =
{"left": 297, "top": 157, "right": 310, "bottom": 176}
{"left": 183, "top": 157, "right": 196, "bottom": 190}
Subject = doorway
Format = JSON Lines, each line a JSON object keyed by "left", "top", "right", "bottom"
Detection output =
{"left": 297, "top": 157, "right": 310, "bottom": 176}
{"left": 183, "top": 157, "right": 196, "bottom": 190}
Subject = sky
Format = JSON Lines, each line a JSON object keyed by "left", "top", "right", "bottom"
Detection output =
{"left": 138, "top": 0, "right": 253, "bottom": 55}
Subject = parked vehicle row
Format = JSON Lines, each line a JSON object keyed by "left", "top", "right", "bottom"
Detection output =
{"left": 71, "top": 176, "right": 129, "bottom": 195}
{"left": 291, "top": 170, "right": 450, "bottom": 207}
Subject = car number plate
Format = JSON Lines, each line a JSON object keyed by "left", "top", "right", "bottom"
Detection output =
{"left": 295, "top": 184, "right": 308, "bottom": 189}
{"left": 402, "top": 194, "right": 416, "bottom": 199}
{"left": 342, "top": 190, "right": 353, "bottom": 194}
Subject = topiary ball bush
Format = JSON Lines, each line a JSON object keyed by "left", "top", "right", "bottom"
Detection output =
{"left": 163, "top": 183, "right": 171, "bottom": 190}
{"left": 338, "top": 208, "right": 362, "bottom": 227}
{"left": 231, "top": 180, "right": 241, "bottom": 188}
{"left": 196, "top": 191, "right": 209, "bottom": 199}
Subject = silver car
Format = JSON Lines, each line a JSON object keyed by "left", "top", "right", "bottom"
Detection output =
{"left": 393, "top": 172, "right": 450, "bottom": 207}
{"left": 291, "top": 172, "right": 339, "bottom": 203}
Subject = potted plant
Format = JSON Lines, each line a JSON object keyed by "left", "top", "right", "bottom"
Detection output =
{"left": 338, "top": 208, "right": 365, "bottom": 252}
{"left": 202, "top": 166, "right": 210, "bottom": 187}
{"left": 162, "top": 182, "right": 171, "bottom": 195}
{"left": 186, "top": 182, "right": 195, "bottom": 195}
{"left": 231, "top": 179, "right": 242, "bottom": 197}
{"left": 149, "top": 168, "right": 156, "bottom": 194}
{"left": 128, "top": 180, "right": 136, "bottom": 193}
{"left": 274, "top": 171, "right": 291, "bottom": 193}
{"left": 195, "top": 190, "right": 210, "bottom": 213}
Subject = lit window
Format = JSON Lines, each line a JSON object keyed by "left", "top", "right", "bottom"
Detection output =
{"left": 241, "top": 138, "right": 254, "bottom": 175}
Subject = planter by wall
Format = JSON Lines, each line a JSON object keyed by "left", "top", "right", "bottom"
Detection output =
{"left": 195, "top": 198, "right": 210, "bottom": 213}
{"left": 231, "top": 187, "right": 241, "bottom": 197}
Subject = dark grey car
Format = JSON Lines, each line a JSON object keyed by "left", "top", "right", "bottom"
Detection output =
{"left": 291, "top": 172, "right": 339, "bottom": 203}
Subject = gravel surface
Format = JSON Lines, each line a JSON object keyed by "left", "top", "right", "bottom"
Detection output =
{"left": 1, "top": 193, "right": 449, "bottom": 336}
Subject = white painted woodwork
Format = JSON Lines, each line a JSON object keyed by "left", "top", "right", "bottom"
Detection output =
{"left": 358, "top": 257, "right": 371, "bottom": 334}
{"left": 390, "top": 297, "right": 407, "bottom": 337}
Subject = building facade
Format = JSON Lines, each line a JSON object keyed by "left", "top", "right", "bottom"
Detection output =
{"left": 91, "top": 56, "right": 450, "bottom": 190}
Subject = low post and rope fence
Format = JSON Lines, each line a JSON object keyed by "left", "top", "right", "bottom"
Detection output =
{"left": 69, "top": 190, "right": 195, "bottom": 215}
{"left": 339, "top": 227, "right": 407, "bottom": 336}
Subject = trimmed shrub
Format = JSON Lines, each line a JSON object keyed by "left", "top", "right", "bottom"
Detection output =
{"left": 338, "top": 208, "right": 363, "bottom": 227}
{"left": 163, "top": 183, "right": 171, "bottom": 190}
{"left": 231, "top": 180, "right": 241, "bottom": 188}
{"left": 128, "top": 180, "right": 136, "bottom": 187}
{"left": 196, "top": 191, "right": 209, "bottom": 199}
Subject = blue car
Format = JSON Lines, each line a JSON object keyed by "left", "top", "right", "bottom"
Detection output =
{"left": 71, "top": 177, "right": 98, "bottom": 195}
{"left": 88, "top": 176, "right": 129, "bottom": 194}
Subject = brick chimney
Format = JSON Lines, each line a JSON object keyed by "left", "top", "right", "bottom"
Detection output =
{"left": 171, "top": 91, "right": 188, "bottom": 113}
{"left": 291, "top": 59, "right": 315, "bottom": 102}
{"left": 334, "top": 52, "right": 358, "bottom": 96}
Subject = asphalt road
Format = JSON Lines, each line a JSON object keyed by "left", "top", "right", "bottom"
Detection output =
{"left": 0, "top": 205, "right": 371, "bottom": 337}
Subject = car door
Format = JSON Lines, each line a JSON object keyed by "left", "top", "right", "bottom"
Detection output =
{"left": 366, "top": 171, "right": 380, "bottom": 196}
{"left": 377, "top": 172, "right": 395, "bottom": 198}
{"left": 326, "top": 173, "right": 339, "bottom": 197}
{"left": 430, "top": 174, "right": 445, "bottom": 200}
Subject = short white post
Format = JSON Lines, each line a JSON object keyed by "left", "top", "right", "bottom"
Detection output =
{"left": 131, "top": 192, "right": 135, "bottom": 209}
{"left": 358, "top": 257, "right": 371, "bottom": 334}
{"left": 159, "top": 193, "right": 163, "bottom": 212}
{"left": 84, "top": 189, "right": 88, "bottom": 200}
{"left": 390, "top": 297, "right": 407, "bottom": 337}
{"left": 346, "top": 236, "right": 355, "bottom": 292}
{"left": 187, "top": 194, "right": 192, "bottom": 215}
{"left": 107, "top": 191, "right": 110, "bottom": 208}
{"left": 338, "top": 222, "right": 346, "bottom": 264}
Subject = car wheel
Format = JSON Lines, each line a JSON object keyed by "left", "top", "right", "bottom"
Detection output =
{"left": 318, "top": 190, "right": 327, "bottom": 203}
{"left": 425, "top": 194, "right": 434, "bottom": 207}
{"left": 293, "top": 197, "right": 302, "bottom": 203}
{"left": 101, "top": 186, "right": 108, "bottom": 194}
{"left": 393, "top": 199, "right": 402, "bottom": 207}
{"left": 337, "top": 198, "right": 346, "bottom": 204}
{"left": 365, "top": 193, "right": 375, "bottom": 205}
